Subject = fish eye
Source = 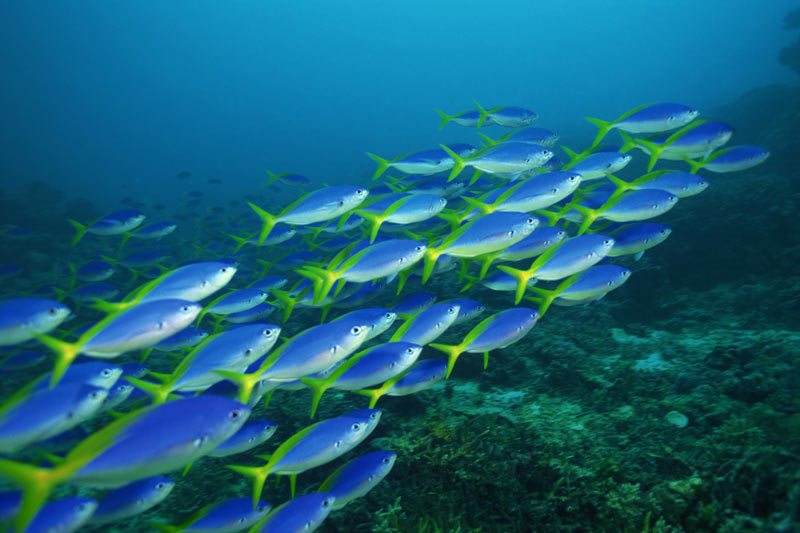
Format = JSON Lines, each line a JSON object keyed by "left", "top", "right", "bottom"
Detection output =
{"left": 415, "top": 245, "right": 424, "bottom": 251}
{"left": 352, "top": 423, "right": 361, "bottom": 431}
{"left": 181, "top": 305, "right": 192, "bottom": 312}
{"left": 257, "top": 505, "right": 267, "bottom": 512}
{"left": 651, "top": 204, "right": 658, "bottom": 209}
{"left": 339, "top": 200, "right": 345, "bottom": 207}
{"left": 47, "top": 307, "right": 59, "bottom": 316}
{"left": 382, "top": 457, "right": 391, "bottom": 464}
{"left": 102, "top": 369, "right": 112, "bottom": 377}
{"left": 78, "top": 502, "right": 89, "bottom": 512}
{"left": 351, "top": 326, "right": 361, "bottom": 335}
{"left": 334, "top": 439, "right": 342, "bottom": 448}
{"left": 660, "top": 229, "right": 668, "bottom": 235}
{"left": 389, "top": 361, "right": 396, "bottom": 368}
{"left": 449, "top": 306, "right": 457, "bottom": 313}
{"left": 264, "top": 328, "right": 274, "bottom": 336}
{"left": 527, "top": 218, "right": 535, "bottom": 224}
{"left": 369, "top": 412, "right": 378, "bottom": 420}
{"left": 668, "top": 115, "right": 675, "bottom": 121}
{"left": 507, "top": 230, "right": 515, "bottom": 237}
{"left": 156, "top": 482, "right": 166, "bottom": 490}
{"left": 384, "top": 312, "right": 393, "bottom": 319}
{"left": 322, "top": 499, "right": 331, "bottom": 508}
{"left": 550, "top": 188, "right": 558, "bottom": 194}
{"left": 603, "top": 239, "right": 613, "bottom": 246}
{"left": 220, "top": 267, "right": 228, "bottom": 273}
{"left": 228, "top": 409, "right": 242, "bottom": 419}
{"left": 90, "top": 391, "right": 102, "bottom": 399}
{"left": 245, "top": 349, "right": 253, "bottom": 356}
{"left": 407, "top": 347, "right": 416, "bottom": 354}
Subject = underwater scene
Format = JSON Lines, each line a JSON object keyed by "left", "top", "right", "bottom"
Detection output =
{"left": 1, "top": 1, "right": 799, "bottom": 531}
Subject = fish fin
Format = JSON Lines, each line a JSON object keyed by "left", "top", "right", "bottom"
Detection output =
{"left": 605, "top": 174, "right": 632, "bottom": 196}
{"left": 67, "top": 219, "right": 88, "bottom": 246}
{"left": 483, "top": 351, "right": 490, "bottom": 370}
{"left": 585, "top": 116, "right": 614, "bottom": 148}
{"left": 0, "top": 459, "right": 63, "bottom": 532}
{"left": 460, "top": 196, "right": 493, "bottom": 215}
{"left": 319, "top": 304, "right": 332, "bottom": 324}
{"left": 150, "top": 522, "right": 182, "bottom": 533}
{"left": 561, "top": 145, "right": 584, "bottom": 165}
{"left": 229, "top": 233, "right": 253, "bottom": 253}
{"left": 477, "top": 132, "right": 497, "bottom": 147}
{"left": 366, "top": 153, "right": 394, "bottom": 181}
{"left": 227, "top": 464, "right": 269, "bottom": 507}
{"left": 634, "top": 138, "right": 665, "bottom": 172}
{"left": 634, "top": 251, "right": 644, "bottom": 261}
{"left": 421, "top": 248, "right": 443, "bottom": 284}
{"left": 496, "top": 265, "right": 533, "bottom": 305}
{"left": 51, "top": 287, "right": 69, "bottom": 302}
{"left": 126, "top": 377, "right": 170, "bottom": 405}
{"left": 247, "top": 202, "right": 277, "bottom": 245}
{"left": 439, "top": 144, "right": 465, "bottom": 182}
{"left": 182, "top": 461, "right": 193, "bottom": 477}
{"left": 618, "top": 131, "right": 637, "bottom": 153}
{"left": 395, "top": 268, "right": 413, "bottom": 295}
{"left": 299, "top": 378, "right": 330, "bottom": 418}
{"left": 435, "top": 108, "right": 452, "bottom": 129}
{"left": 353, "top": 210, "right": 384, "bottom": 244}
{"left": 89, "top": 298, "right": 129, "bottom": 314}
{"left": 352, "top": 387, "right": 385, "bottom": 409}
{"left": 468, "top": 169, "right": 483, "bottom": 186}
{"left": 270, "top": 289, "right": 299, "bottom": 323}
{"left": 436, "top": 209, "right": 464, "bottom": 231}
{"left": 289, "top": 474, "right": 298, "bottom": 497}
{"left": 473, "top": 99, "right": 490, "bottom": 127}
{"left": 478, "top": 253, "right": 500, "bottom": 280}
{"left": 264, "top": 168, "right": 284, "bottom": 187}
{"left": 33, "top": 333, "right": 81, "bottom": 387}
{"left": 213, "top": 370, "right": 257, "bottom": 404}
{"left": 296, "top": 266, "right": 339, "bottom": 305}
{"left": 429, "top": 342, "right": 467, "bottom": 379}
{"left": 525, "top": 287, "right": 557, "bottom": 317}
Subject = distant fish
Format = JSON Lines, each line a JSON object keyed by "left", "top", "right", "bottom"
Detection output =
{"left": 586, "top": 102, "right": 699, "bottom": 147}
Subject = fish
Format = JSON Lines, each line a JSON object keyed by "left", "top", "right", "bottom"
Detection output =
{"left": 318, "top": 450, "right": 397, "bottom": 510}
{"left": 526, "top": 264, "right": 631, "bottom": 315}
{"left": 480, "top": 127, "right": 560, "bottom": 147}
{"left": 367, "top": 145, "right": 476, "bottom": 181}
{"left": 421, "top": 212, "right": 539, "bottom": 283}
{"left": 0, "top": 384, "right": 109, "bottom": 453}
{"left": 607, "top": 222, "right": 673, "bottom": 260}
{"left": 562, "top": 150, "right": 632, "bottom": 180}
{"left": 89, "top": 476, "right": 175, "bottom": 524}
{"left": 441, "top": 298, "right": 486, "bottom": 324}
{"left": 301, "top": 342, "right": 422, "bottom": 417}
{"left": 477, "top": 103, "right": 538, "bottom": 128}
{"left": 355, "top": 193, "right": 448, "bottom": 243}
{"left": 355, "top": 359, "right": 447, "bottom": 407}
{"left": 35, "top": 299, "right": 202, "bottom": 384}
{"left": 208, "top": 419, "right": 278, "bottom": 457}
{"left": 0, "top": 396, "right": 250, "bottom": 530}
{"left": 154, "top": 497, "right": 270, "bottom": 532}
{"left": 586, "top": 103, "right": 699, "bottom": 147}
{"left": 430, "top": 307, "right": 539, "bottom": 377}
{"left": 390, "top": 302, "right": 460, "bottom": 346}
{"left": 298, "top": 239, "right": 427, "bottom": 304}
{"left": 129, "top": 323, "right": 281, "bottom": 403}
{"left": 68, "top": 210, "right": 146, "bottom": 246}
{"left": 27, "top": 497, "right": 97, "bottom": 533}
{"left": 74, "top": 260, "right": 115, "bottom": 283}
{"left": 248, "top": 186, "right": 369, "bottom": 243}
{"left": 392, "top": 292, "right": 437, "bottom": 319}
{"left": 686, "top": 145, "right": 770, "bottom": 173}
{"left": 229, "top": 409, "right": 380, "bottom": 503}
{"left": 441, "top": 142, "right": 554, "bottom": 182}
{"left": 436, "top": 108, "right": 493, "bottom": 128}
{"left": 265, "top": 169, "right": 312, "bottom": 187}
{"left": 497, "top": 234, "right": 616, "bottom": 304}
{"left": 249, "top": 492, "right": 334, "bottom": 533}
{"left": 0, "top": 298, "right": 72, "bottom": 346}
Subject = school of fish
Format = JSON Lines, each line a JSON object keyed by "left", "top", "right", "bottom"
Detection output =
{"left": 0, "top": 100, "right": 769, "bottom": 532}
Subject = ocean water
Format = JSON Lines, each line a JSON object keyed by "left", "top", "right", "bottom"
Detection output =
{"left": 0, "top": 1, "right": 798, "bottom": 532}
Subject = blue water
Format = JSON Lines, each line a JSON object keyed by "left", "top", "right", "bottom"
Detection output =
{"left": 0, "top": 1, "right": 795, "bottom": 207}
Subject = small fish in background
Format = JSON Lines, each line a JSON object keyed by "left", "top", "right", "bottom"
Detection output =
{"left": 175, "top": 170, "right": 192, "bottom": 180}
